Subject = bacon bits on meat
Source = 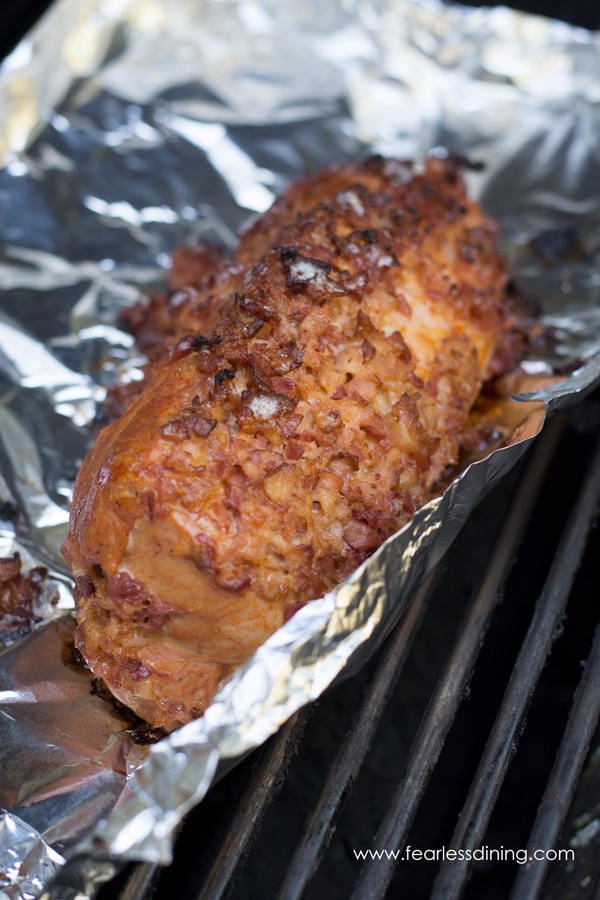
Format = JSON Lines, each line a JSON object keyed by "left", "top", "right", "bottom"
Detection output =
{"left": 62, "top": 155, "right": 528, "bottom": 731}
{"left": 0, "top": 553, "right": 47, "bottom": 641}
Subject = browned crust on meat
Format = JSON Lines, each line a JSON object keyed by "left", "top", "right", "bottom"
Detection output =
{"left": 0, "top": 553, "right": 47, "bottom": 641}
{"left": 63, "top": 155, "right": 528, "bottom": 730}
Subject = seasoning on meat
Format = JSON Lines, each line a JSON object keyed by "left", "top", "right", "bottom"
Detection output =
{"left": 0, "top": 552, "right": 47, "bottom": 642}
{"left": 62, "top": 155, "right": 530, "bottom": 731}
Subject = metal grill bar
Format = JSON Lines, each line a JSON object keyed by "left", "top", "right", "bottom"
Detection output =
{"left": 508, "top": 620, "right": 600, "bottom": 899}
{"left": 430, "top": 431, "right": 600, "bottom": 899}
{"left": 196, "top": 707, "right": 311, "bottom": 900}
{"left": 275, "top": 572, "right": 434, "bottom": 900}
{"left": 115, "top": 864, "right": 159, "bottom": 900}
{"left": 349, "top": 417, "right": 564, "bottom": 900}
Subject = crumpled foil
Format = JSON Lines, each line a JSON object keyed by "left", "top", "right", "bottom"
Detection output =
{"left": 1, "top": 0, "right": 600, "bottom": 897}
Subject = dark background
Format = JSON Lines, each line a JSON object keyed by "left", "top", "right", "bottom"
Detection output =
{"left": 0, "top": 0, "right": 599, "bottom": 64}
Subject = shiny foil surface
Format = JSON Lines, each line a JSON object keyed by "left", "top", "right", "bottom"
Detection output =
{"left": 0, "top": 1, "right": 599, "bottom": 897}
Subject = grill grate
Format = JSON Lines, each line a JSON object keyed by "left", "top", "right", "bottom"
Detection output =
{"left": 509, "top": 617, "right": 600, "bottom": 900}
{"left": 429, "top": 423, "right": 600, "bottom": 900}
{"left": 102, "top": 395, "right": 600, "bottom": 900}
{"left": 350, "top": 418, "right": 567, "bottom": 900}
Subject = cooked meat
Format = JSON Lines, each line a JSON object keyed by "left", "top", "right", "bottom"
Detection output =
{"left": 63, "top": 155, "right": 528, "bottom": 731}
{"left": 121, "top": 242, "right": 245, "bottom": 361}
{"left": 104, "top": 243, "right": 244, "bottom": 421}
{"left": 125, "top": 156, "right": 494, "bottom": 358}
{"left": 0, "top": 552, "right": 47, "bottom": 641}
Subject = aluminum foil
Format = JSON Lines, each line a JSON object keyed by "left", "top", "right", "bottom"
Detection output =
{"left": 1, "top": 0, "right": 600, "bottom": 897}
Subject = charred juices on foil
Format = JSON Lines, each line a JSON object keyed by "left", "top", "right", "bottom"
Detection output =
{"left": 0, "top": 551, "right": 47, "bottom": 642}
{"left": 62, "top": 155, "right": 531, "bottom": 731}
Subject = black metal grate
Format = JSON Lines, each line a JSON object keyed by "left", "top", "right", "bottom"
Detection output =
{"left": 100, "top": 391, "right": 600, "bottom": 900}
